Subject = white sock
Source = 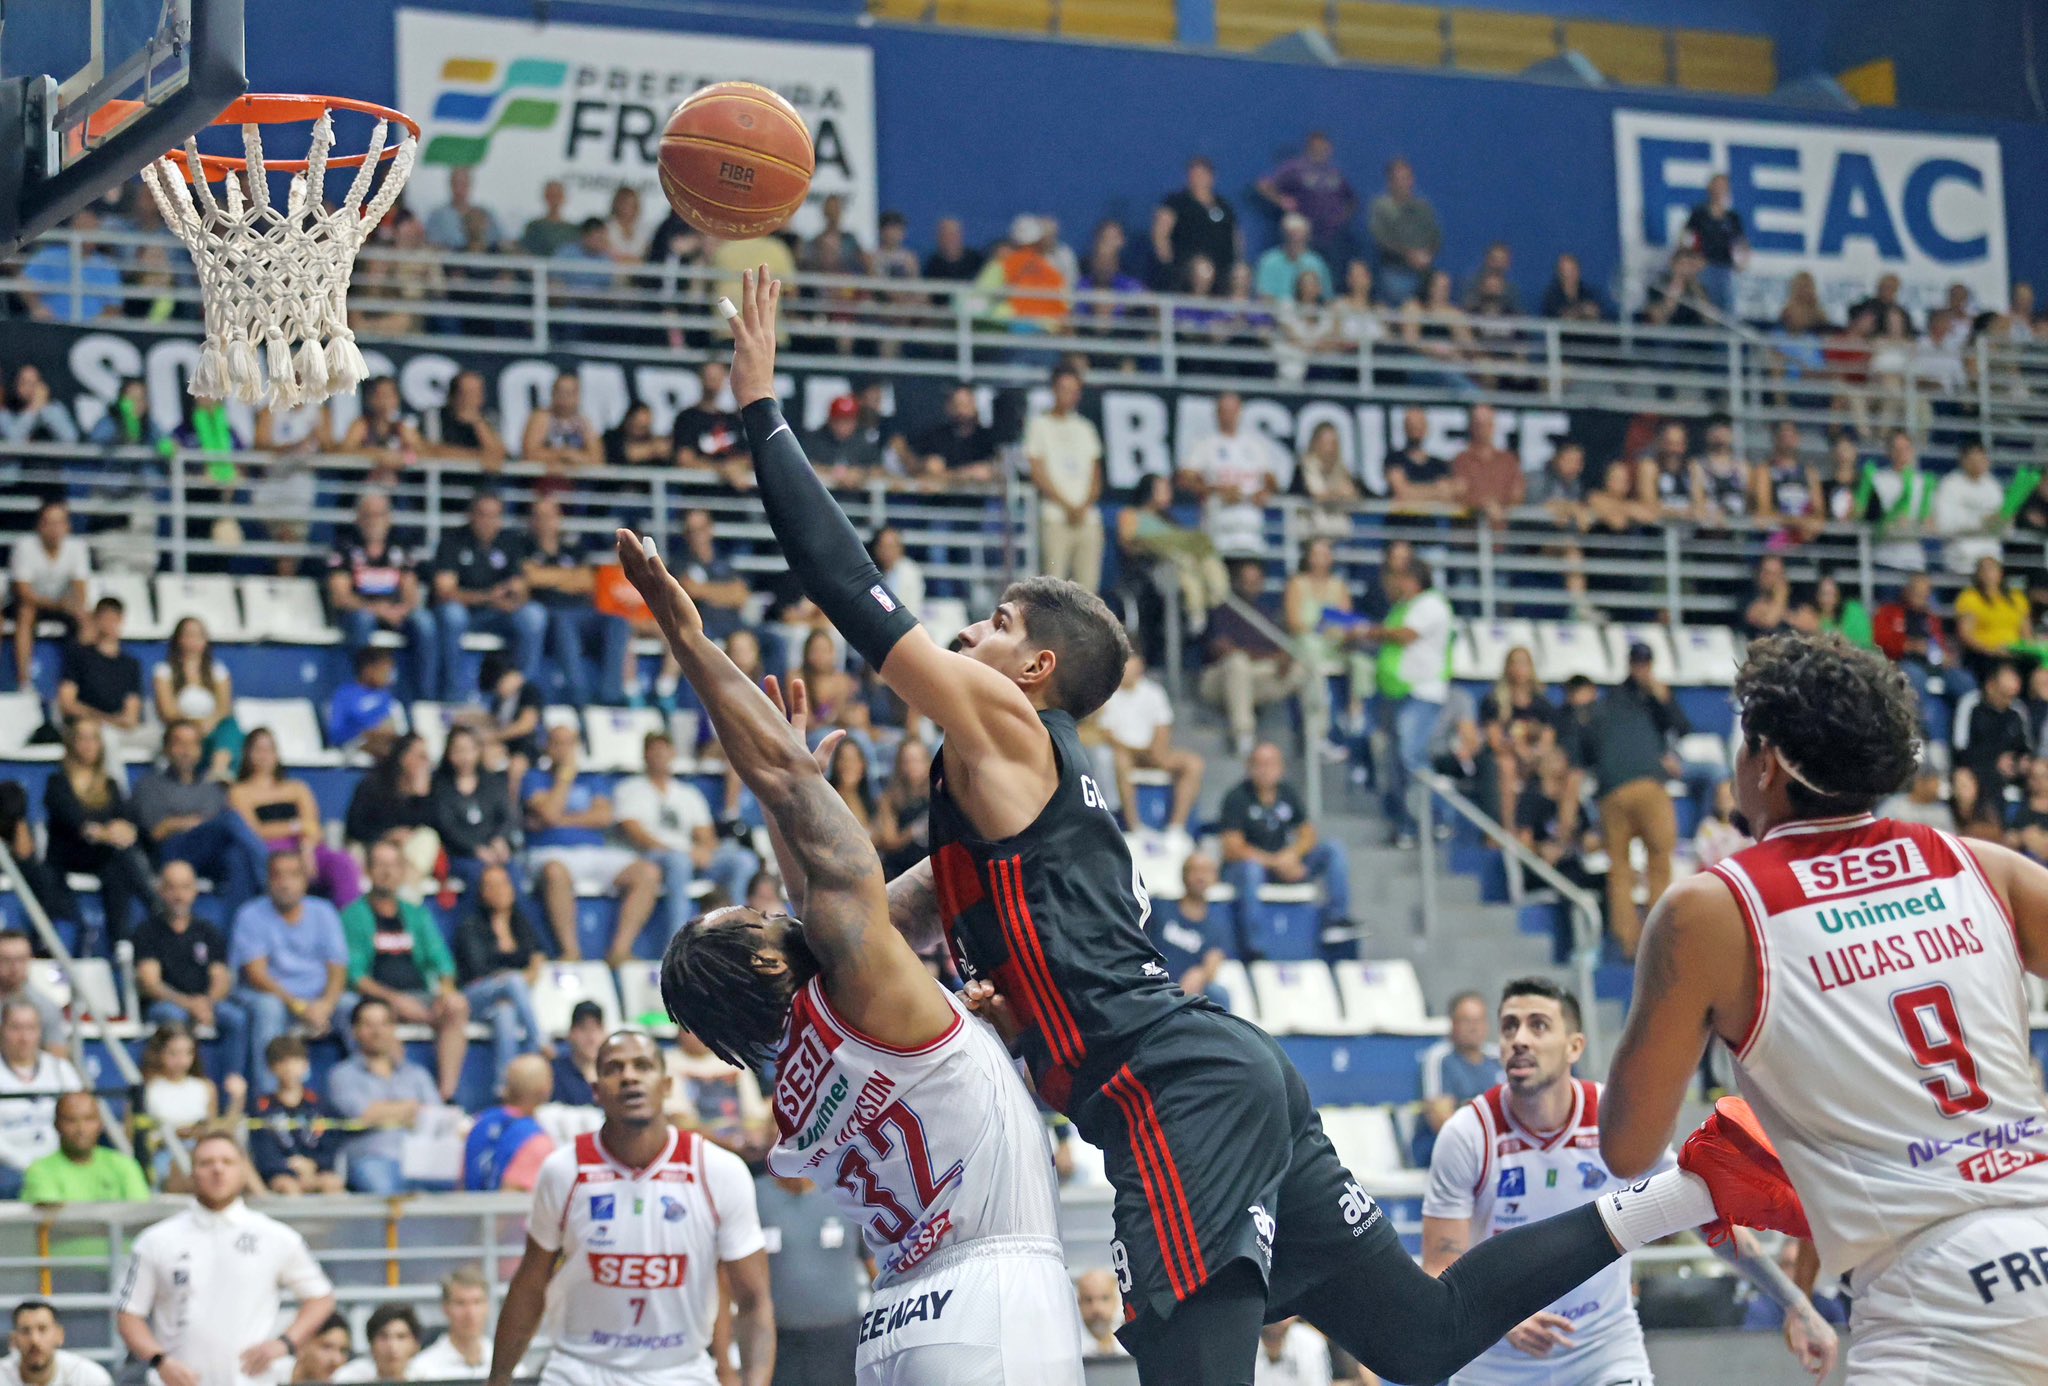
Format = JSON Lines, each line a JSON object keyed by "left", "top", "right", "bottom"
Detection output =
{"left": 1594, "top": 1169, "right": 1718, "bottom": 1252}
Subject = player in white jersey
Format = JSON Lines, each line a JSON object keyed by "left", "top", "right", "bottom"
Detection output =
{"left": 1603, "top": 635, "right": 2048, "bottom": 1385}
{"left": 1426, "top": 980, "right": 1835, "bottom": 1386}
{"left": 616, "top": 530, "right": 1085, "bottom": 1386}
{"left": 6, "top": 1302, "right": 113, "bottom": 1386}
{"left": 487, "top": 1031, "right": 774, "bottom": 1386}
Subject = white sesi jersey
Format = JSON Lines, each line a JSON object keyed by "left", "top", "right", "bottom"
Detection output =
{"left": 1424, "top": 1080, "right": 1667, "bottom": 1383}
{"left": 767, "top": 975, "right": 1061, "bottom": 1286}
{"left": 1708, "top": 815, "right": 2048, "bottom": 1280}
{"left": 528, "top": 1127, "right": 764, "bottom": 1386}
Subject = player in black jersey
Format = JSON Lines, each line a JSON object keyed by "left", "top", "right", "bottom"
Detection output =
{"left": 719, "top": 269, "right": 1808, "bottom": 1386}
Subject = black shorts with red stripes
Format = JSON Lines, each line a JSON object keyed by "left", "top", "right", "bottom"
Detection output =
{"left": 1071, "top": 1007, "right": 1380, "bottom": 1331}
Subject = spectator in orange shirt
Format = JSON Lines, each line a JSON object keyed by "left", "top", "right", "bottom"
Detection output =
{"left": 1450, "top": 404, "right": 1525, "bottom": 523}
{"left": 998, "top": 215, "right": 1068, "bottom": 342}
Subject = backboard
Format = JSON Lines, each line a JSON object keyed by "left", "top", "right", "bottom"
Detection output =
{"left": 0, "top": 0, "right": 245, "bottom": 254}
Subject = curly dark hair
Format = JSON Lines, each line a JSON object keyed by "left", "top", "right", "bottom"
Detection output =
{"left": 658, "top": 909, "right": 813, "bottom": 1071}
{"left": 1734, "top": 633, "right": 1920, "bottom": 816}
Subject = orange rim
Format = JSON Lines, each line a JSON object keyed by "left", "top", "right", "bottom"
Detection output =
{"left": 94, "top": 93, "right": 421, "bottom": 180}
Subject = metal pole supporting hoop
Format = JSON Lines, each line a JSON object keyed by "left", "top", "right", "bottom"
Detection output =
{"left": 138, "top": 93, "right": 419, "bottom": 407}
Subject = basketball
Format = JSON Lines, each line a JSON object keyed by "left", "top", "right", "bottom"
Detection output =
{"left": 658, "top": 81, "right": 814, "bottom": 239}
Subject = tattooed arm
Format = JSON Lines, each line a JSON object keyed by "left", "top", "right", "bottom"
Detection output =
{"left": 615, "top": 530, "right": 955, "bottom": 1048}
{"left": 1712, "top": 1230, "right": 1840, "bottom": 1378}
{"left": 887, "top": 858, "right": 942, "bottom": 951}
{"left": 1600, "top": 872, "right": 1755, "bottom": 1177}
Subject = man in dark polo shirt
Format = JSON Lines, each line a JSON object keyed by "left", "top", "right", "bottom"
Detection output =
{"left": 1562, "top": 644, "right": 1687, "bottom": 958}
{"left": 755, "top": 1174, "right": 869, "bottom": 1386}
{"left": 326, "top": 488, "right": 437, "bottom": 699}
{"left": 524, "top": 495, "right": 626, "bottom": 707}
{"left": 1385, "top": 407, "right": 1462, "bottom": 507}
{"left": 53, "top": 597, "right": 147, "bottom": 754}
{"left": 892, "top": 385, "right": 998, "bottom": 487}
{"left": 1217, "top": 742, "right": 1353, "bottom": 955}
{"left": 429, "top": 490, "right": 546, "bottom": 701}
{"left": 549, "top": 1000, "right": 604, "bottom": 1108}
{"left": 133, "top": 860, "right": 247, "bottom": 1082}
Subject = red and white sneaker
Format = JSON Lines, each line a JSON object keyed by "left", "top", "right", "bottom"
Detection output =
{"left": 1678, "top": 1096, "right": 1813, "bottom": 1246}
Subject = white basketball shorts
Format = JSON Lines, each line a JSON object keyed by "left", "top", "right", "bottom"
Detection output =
{"left": 854, "top": 1235, "right": 1085, "bottom": 1386}
{"left": 1846, "top": 1205, "right": 2048, "bottom": 1385}
{"left": 538, "top": 1351, "right": 717, "bottom": 1386}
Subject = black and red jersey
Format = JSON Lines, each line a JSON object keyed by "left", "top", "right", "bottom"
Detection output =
{"left": 928, "top": 709, "right": 1198, "bottom": 1111}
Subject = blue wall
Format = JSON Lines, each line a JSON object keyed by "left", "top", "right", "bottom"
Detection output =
{"left": 243, "top": 1, "right": 2048, "bottom": 306}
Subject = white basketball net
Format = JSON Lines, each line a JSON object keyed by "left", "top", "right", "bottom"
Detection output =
{"left": 141, "top": 110, "right": 417, "bottom": 408}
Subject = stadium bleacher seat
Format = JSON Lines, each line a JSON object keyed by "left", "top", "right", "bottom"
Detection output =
{"left": 615, "top": 960, "right": 668, "bottom": 1030}
{"left": 238, "top": 577, "right": 340, "bottom": 645}
{"left": 1678, "top": 731, "right": 1731, "bottom": 775}
{"left": 234, "top": 697, "right": 342, "bottom": 767}
{"left": 154, "top": 574, "right": 249, "bottom": 642}
{"left": 1057, "top": 0, "right": 1175, "bottom": 44}
{"left": 1448, "top": 8, "right": 1558, "bottom": 73}
{"left": 31, "top": 956, "right": 124, "bottom": 1022}
{"left": 1534, "top": 621, "right": 1621, "bottom": 685}
{"left": 1453, "top": 617, "right": 1539, "bottom": 683}
{"left": 1670, "top": 625, "right": 1740, "bottom": 686}
{"left": 540, "top": 705, "right": 588, "bottom": 755}
{"left": 1129, "top": 829, "right": 1193, "bottom": 900}
{"left": 1211, "top": 959, "right": 1260, "bottom": 1025}
{"left": 410, "top": 701, "right": 455, "bottom": 760}
{"left": 531, "top": 962, "right": 624, "bottom": 1037}
{"left": 1332, "top": 0, "right": 1447, "bottom": 67}
{"left": 584, "top": 706, "right": 665, "bottom": 774}
{"left": 1562, "top": 18, "right": 1668, "bottom": 83}
{"left": 921, "top": 598, "right": 970, "bottom": 649}
{"left": 0, "top": 691, "right": 58, "bottom": 761}
{"left": 94, "top": 569, "right": 166, "bottom": 640}
{"left": 1334, "top": 959, "right": 1433, "bottom": 1033}
{"left": 1249, "top": 960, "right": 1347, "bottom": 1035}
{"left": 1318, "top": 1105, "right": 1406, "bottom": 1183}
{"left": 1240, "top": 882, "right": 1324, "bottom": 962}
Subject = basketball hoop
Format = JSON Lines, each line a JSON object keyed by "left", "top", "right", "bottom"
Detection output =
{"left": 137, "top": 94, "right": 419, "bottom": 407}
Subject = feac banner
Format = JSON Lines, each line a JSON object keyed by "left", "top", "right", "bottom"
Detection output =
{"left": 394, "top": 9, "right": 878, "bottom": 243}
{"left": 18, "top": 323, "right": 1573, "bottom": 500}
{"left": 1613, "top": 110, "right": 2009, "bottom": 322}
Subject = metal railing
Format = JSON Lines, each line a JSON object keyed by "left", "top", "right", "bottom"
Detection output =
{"left": 1414, "top": 770, "right": 1605, "bottom": 1058}
{"left": 13, "top": 228, "right": 2048, "bottom": 463}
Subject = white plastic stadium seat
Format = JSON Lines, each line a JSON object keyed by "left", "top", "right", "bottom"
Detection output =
{"left": 153, "top": 574, "right": 249, "bottom": 642}
{"left": 234, "top": 698, "right": 341, "bottom": 767}
{"left": 1678, "top": 732, "right": 1732, "bottom": 775}
{"left": 1533, "top": 622, "right": 1620, "bottom": 685}
{"left": 238, "top": 577, "right": 340, "bottom": 645}
{"left": 615, "top": 961, "right": 668, "bottom": 1029}
{"left": 1669, "top": 625, "right": 1740, "bottom": 687}
{"left": 541, "top": 706, "right": 585, "bottom": 748}
{"left": 1129, "top": 829, "right": 1193, "bottom": 902}
{"left": 30, "top": 958, "right": 123, "bottom": 1022}
{"left": 584, "top": 707, "right": 666, "bottom": 775}
{"left": 94, "top": 570, "right": 166, "bottom": 640}
{"left": 410, "top": 701, "right": 455, "bottom": 762}
{"left": 1210, "top": 960, "right": 1260, "bottom": 1026}
{"left": 1453, "top": 618, "right": 1540, "bottom": 683}
{"left": 1608, "top": 625, "right": 1677, "bottom": 686}
{"left": 1334, "top": 960, "right": 1432, "bottom": 1033}
{"left": 0, "top": 691, "right": 59, "bottom": 761}
{"left": 921, "top": 598, "right": 971, "bottom": 649}
{"left": 1318, "top": 1106, "right": 1405, "bottom": 1184}
{"left": 1248, "top": 961, "right": 1347, "bottom": 1036}
{"left": 532, "top": 962, "right": 623, "bottom": 1037}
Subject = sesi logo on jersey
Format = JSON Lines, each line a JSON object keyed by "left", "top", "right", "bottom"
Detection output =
{"left": 1788, "top": 840, "right": 1929, "bottom": 900}
{"left": 588, "top": 1253, "right": 690, "bottom": 1288}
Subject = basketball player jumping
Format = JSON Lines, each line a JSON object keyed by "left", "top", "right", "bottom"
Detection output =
{"left": 486, "top": 1031, "right": 774, "bottom": 1386}
{"left": 1603, "top": 634, "right": 2048, "bottom": 1384}
{"left": 717, "top": 267, "right": 1804, "bottom": 1386}
{"left": 1425, "top": 978, "right": 1837, "bottom": 1384}
{"left": 616, "top": 529, "right": 1087, "bottom": 1386}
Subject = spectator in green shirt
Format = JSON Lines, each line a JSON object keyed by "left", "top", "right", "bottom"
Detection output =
{"left": 19, "top": 1092, "right": 150, "bottom": 1203}
{"left": 338, "top": 840, "right": 471, "bottom": 1102}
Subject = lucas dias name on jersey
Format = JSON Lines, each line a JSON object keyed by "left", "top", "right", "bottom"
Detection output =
{"left": 1807, "top": 905, "right": 1987, "bottom": 994}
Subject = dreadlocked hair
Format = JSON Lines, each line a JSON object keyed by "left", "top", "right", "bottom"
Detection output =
{"left": 1734, "top": 633, "right": 1921, "bottom": 817}
{"left": 658, "top": 916, "right": 794, "bottom": 1072}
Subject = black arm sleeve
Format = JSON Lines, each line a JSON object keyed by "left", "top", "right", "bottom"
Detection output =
{"left": 743, "top": 398, "right": 920, "bottom": 671}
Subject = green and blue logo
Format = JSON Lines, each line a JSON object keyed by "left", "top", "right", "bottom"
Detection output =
{"left": 422, "top": 56, "right": 570, "bottom": 167}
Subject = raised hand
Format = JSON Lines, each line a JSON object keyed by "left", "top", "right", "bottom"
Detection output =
{"left": 614, "top": 529, "right": 705, "bottom": 652}
{"left": 763, "top": 673, "right": 843, "bottom": 776}
{"left": 729, "top": 266, "right": 783, "bottom": 408}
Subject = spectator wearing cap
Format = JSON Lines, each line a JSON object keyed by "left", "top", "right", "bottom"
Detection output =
{"left": 1253, "top": 214, "right": 1333, "bottom": 305}
{"left": 19, "top": 1091, "right": 149, "bottom": 1204}
{"left": 1367, "top": 157, "right": 1441, "bottom": 307}
{"left": 551, "top": 1000, "right": 606, "bottom": 1107}
{"left": 1026, "top": 365, "right": 1106, "bottom": 593}
{"left": 1256, "top": 131, "right": 1359, "bottom": 269}
{"left": 994, "top": 215, "right": 1069, "bottom": 337}
{"left": 803, "top": 396, "right": 883, "bottom": 484}
{"left": 1562, "top": 644, "right": 1688, "bottom": 957}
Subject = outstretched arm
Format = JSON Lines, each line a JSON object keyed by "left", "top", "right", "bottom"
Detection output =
{"left": 725, "top": 270, "right": 1054, "bottom": 839}
{"left": 1712, "top": 1230, "right": 1839, "bottom": 1378}
{"left": 614, "top": 530, "right": 954, "bottom": 1049}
